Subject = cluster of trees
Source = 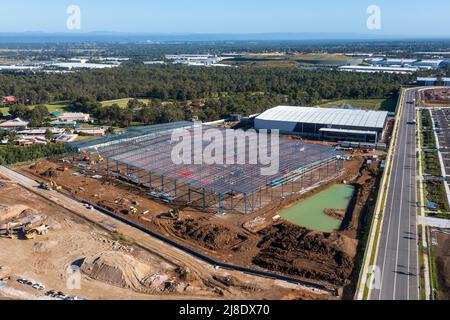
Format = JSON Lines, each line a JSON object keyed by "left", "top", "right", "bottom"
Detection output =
{"left": 8, "top": 104, "right": 50, "bottom": 127}
{"left": 0, "top": 64, "right": 410, "bottom": 126}
{"left": 0, "top": 143, "right": 68, "bottom": 165}
{"left": 69, "top": 97, "right": 186, "bottom": 127}
{"left": 0, "top": 64, "right": 408, "bottom": 107}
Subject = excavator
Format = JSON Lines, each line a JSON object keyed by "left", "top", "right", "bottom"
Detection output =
{"left": 159, "top": 208, "right": 180, "bottom": 220}
{"left": 49, "top": 179, "right": 62, "bottom": 191}
{"left": 1, "top": 220, "right": 49, "bottom": 240}
{"left": 128, "top": 206, "right": 138, "bottom": 215}
{"left": 39, "top": 180, "right": 62, "bottom": 191}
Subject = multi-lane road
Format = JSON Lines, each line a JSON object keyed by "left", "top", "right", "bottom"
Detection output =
{"left": 370, "top": 89, "right": 420, "bottom": 300}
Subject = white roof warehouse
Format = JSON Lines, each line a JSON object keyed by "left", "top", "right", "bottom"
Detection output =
{"left": 254, "top": 106, "right": 389, "bottom": 143}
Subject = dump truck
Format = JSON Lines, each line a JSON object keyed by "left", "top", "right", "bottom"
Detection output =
{"left": 23, "top": 224, "right": 50, "bottom": 240}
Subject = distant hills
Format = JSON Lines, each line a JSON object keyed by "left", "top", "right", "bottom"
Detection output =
{"left": 0, "top": 32, "right": 447, "bottom": 43}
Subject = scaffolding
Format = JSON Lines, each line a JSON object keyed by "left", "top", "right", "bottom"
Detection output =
{"left": 75, "top": 123, "right": 344, "bottom": 214}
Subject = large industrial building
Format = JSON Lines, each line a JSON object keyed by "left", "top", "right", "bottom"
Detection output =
{"left": 254, "top": 106, "right": 388, "bottom": 143}
{"left": 417, "top": 77, "right": 450, "bottom": 86}
{"left": 338, "top": 65, "right": 417, "bottom": 74}
{"left": 367, "top": 58, "right": 445, "bottom": 69}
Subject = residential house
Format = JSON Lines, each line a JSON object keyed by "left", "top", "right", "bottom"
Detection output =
{"left": 0, "top": 118, "right": 29, "bottom": 131}
{"left": 2, "top": 96, "right": 16, "bottom": 105}
{"left": 57, "top": 112, "right": 91, "bottom": 123}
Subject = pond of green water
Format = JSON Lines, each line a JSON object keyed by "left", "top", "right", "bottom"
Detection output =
{"left": 280, "top": 184, "right": 355, "bottom": 233}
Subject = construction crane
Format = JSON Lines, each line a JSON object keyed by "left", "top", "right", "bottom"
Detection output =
{"left": 81, "top": 150, "right": 90, "bottom": 162}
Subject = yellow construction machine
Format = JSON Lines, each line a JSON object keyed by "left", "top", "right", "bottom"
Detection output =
{"left": 128, "top": 206, "right": 138, "bottom": 215}
{"left": 23, "top": 224, "right": 50, "bottom": 240}
{"left": 49, "top": 179, "right": 62, "bottom": 191}
{"left": 158, "top": 208, "right": 180, "bottom": 220}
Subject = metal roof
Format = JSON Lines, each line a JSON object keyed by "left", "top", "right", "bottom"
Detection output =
{"left": 256, "top": 106, "right": 388, "bottom": 129}
{"left": 417, "top": 77, "right": 450, "bottom": 81}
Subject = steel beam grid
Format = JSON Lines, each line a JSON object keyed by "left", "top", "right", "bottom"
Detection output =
{"left": 93, "top": 125, "right": 341, "bottom": 195}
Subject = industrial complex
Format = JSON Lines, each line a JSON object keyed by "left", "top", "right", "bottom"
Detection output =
{"left": 73, "top": 122, "right": 344, "bottom": 215}
{"left": 254, "top": 106, "right": 388, "bottom": 143}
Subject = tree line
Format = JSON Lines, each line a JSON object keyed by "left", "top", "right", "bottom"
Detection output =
{"left": 0, "top": 64, "right": 411, "bottom": 126}
{"left": 0, "top": 143, "right": 68, "bottom": 165}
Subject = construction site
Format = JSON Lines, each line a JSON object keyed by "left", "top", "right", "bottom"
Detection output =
{"left": 1, "top": 121, "right": 387, "bottom": 300}
{"left": 74, "top": 123, "right": 344, "bottom": 215}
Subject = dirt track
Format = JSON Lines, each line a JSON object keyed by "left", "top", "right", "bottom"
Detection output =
{"left": 432, "top": 229, "right": 450, "bottom": 300}
{"left": 12, "top": 154, "right": 378, "bottom": 297}
{"left": 0, "top": 166, "right": 330, "bottom": 300}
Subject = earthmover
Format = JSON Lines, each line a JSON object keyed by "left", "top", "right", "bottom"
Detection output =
{"left": 49, "top": 179, "right": 62, "bottom": 191}
{"left": 23, "top": 224, "right": 50, "bottom": 240}
{"left": 159, "top": 208, "right": 180, "bottom": 220}
{"left": 39, "top": 182, "right": 52, "bottom": 191}
{"left": 128, "top": 206, "right": 138, "bottom": 215}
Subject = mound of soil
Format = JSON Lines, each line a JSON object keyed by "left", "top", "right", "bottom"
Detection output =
{"left": 323, "top": 209, "right": 345, "bottom": 220}
{"left": 172, "top": 219, "right": 248, "bottom": 251}
{"left": 41, "top": 167, "right": 59, "bottom": 179}
{"left": 253, "top": 223, "right": 357, "bottom": 285}
{"left": 0, "top": 204, "right": 30, "bottom": 223}
{"left": 81, "top": 251, "right": 154, "bottom": 291}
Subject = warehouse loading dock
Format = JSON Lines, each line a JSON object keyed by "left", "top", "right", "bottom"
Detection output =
{"left": 319, "top": 128, "right": 379, "bottom": 143}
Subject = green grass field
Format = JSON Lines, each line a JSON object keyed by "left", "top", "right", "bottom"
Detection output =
{"left": 0, "top": 101, "right": 72, "bottom": 117}
{"left": 0, "top": 98, "right": 152, "bottom": 117}
{"left": 316, "top": 97, "right": 399, "bottom": 112}
{"left": 100, "top": 98, "right": 152, "bottom": 108}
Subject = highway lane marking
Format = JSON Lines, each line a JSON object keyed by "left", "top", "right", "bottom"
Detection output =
{"left": 410, "top": 94, "right": 419, "bottom": 300}
{"left": 392, "top": 101, "right": 409, "bottom": 300}
{"left": 377, "top": 99, "right": 405, "bottom": 300}
{"left": 406, "top": 95, "right": 413, "bottom": 300}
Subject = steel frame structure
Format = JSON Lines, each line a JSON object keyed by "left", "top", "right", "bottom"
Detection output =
{"left": 77, "top": 123, "right": 344, "bottom": 214}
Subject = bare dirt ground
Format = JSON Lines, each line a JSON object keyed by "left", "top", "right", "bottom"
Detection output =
{"left": 0, "top": 177, "right": 322, "bottom": 300}
{"left": 431, "top": 229, "right": 450, "bottom": 300}
{"left": 15, "top": 154, "right": 379, "bottom": 298}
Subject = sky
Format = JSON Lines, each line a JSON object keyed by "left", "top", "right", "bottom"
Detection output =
{"left": 0, "top": 0, "right": 449, "bottom": 37}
